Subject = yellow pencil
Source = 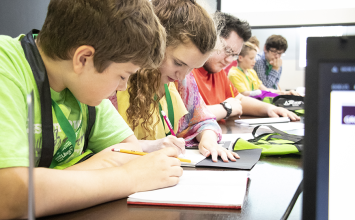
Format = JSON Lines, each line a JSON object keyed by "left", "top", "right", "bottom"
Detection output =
{"left": 112, "top": 148, "right": 191, "bottom": 163}
{"left": 230, "top": 85, "right": 235, "bottom": 98}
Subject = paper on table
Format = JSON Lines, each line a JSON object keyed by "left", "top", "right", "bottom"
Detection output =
{"left": 179, "top": 149, "right": 206, "bottom": 167}
{"left": 235, "top": 117, "right": 290, "bottom": 125}
{"left": 128, "top": 171, "right": 249, "bottom": 209}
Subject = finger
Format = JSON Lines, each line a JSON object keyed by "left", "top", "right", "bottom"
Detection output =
{"left": 169, "top": 157, "right": 181, "bottom": 167}
{"left": 169, "top": 166, "right": 183, "bottom": 177}
{"left": 289, "top": 112, "right": 300, "bottom": 121}
{"left": 219, "top": 150, "right": 229, "bottom": 162}
{"left": 166, "top": 176, "right": 180, "bottom": 187}
{"left": 226, "top": 150, "right": 238, "bottom": 161}
{"left": 173, "top": 143, "right": 185, "bottom": 155}
{"left": 278, "top": 109, "right": 289, "bottom": 118}
{"left": 199, "top": 145, "right": 210, "bottom": 158}
{"left": 232, "top": 151, "right": 240, "bottom": 159}
{"left": 160, "top": 146, "right": 179, "bottom": 157}
{"left": 176, "top": 138, "right": 186, "bottom": 154}
{"left": 210, "top": 148, "right": 219, "bottom": 162}
{"left": 268, "top": 109, "right": 279, "bottom": 118}
{"left": 168, "top": 136, "right": 186, "bottom": 154}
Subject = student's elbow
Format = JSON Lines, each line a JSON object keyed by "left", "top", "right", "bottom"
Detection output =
{"left": 0, "top": 167, "right": 29, "bottom": 219}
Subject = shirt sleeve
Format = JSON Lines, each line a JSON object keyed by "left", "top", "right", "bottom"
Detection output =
{"left": 228, "top": 68, "right": 249, "bottom": 93}
{"left": 87, "top": 99, "right": 134, "bottom": 153}
{"left": 0, "top": 72, "right": 29, "bottom": 168}
{"left": 263, "top": 68, "right": 281, "bottom": 89}
{"left": 175, "top": 72, "right": 222, "bottom": 147}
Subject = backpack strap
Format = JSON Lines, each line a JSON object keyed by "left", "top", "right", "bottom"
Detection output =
{"left": 252, "top": 125, "right": 303, "bottom": 143}
{"left": 83, "top": 106, "right": 96, "bottom": 153}
{"left": 272, "top": 95, "right": 304, "bottom": 104}
{"left": 21, "top": 30, "right": 54, "bottom": 167}
{"left": 21, "top": 29, "right": 96, "bottom": 167}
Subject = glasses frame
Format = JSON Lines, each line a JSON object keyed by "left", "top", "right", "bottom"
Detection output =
{"left": 268, "top": 48, "right": 285, "bottom": 56}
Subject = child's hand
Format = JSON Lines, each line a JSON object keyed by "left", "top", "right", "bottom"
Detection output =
{"left": 142, "top": 136, "right": 185, "bottom": 154}
{"left": 197, "top": 130, "right": 240, "bottom": 163}
{"left": 122, "top": 147, "right": 183, "bottom": 192}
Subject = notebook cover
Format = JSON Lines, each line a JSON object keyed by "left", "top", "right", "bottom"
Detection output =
{"left": 127, "top": 201, "right": 241, "bottom": 209}
{"left": 195, "top": 149, "right": 262, "bottom": 169}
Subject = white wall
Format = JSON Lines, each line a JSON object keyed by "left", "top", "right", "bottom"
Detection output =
{"left": 221, "top": 0, "right": 355, "bottom": 27}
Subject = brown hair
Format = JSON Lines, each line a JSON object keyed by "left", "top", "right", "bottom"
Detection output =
{"left": 249, "top": 36, "right": 260, "bottom": 49}
{"left": 37, "top": 0, "right": 166, "bottom": 72}
{"left": 238, "top": 42, "right": 257, "bottom": 59}
{"left": 216, "top": 12, "right": 251, "bottom": 41}
{"left": 265, "top": 35, "right": 288, "bottom": 52}
{"left": 126, "top": 0, "right": 217, "bottom": 138}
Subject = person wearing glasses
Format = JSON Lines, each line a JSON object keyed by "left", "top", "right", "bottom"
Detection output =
{"left": 228, "top": 42, "right": 300, "bottom": 97}
{"left": 254, "top": 35, "right": 288, "bottom": 90}
{"left": 192, "top": 13, "right": 300, "bottom": 122}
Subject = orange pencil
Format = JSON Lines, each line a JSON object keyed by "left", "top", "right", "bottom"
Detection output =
{"left": 230, "top": 85, "right": 235, "bottom": 98}
{"left": 112, "top": 148, "right": 191, "bottom": 163}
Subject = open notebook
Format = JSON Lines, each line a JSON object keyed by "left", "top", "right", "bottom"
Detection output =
{"left": 128, "top": 170, "right": 249, "bottom": 209}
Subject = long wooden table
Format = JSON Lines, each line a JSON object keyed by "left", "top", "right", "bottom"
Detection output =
{"left": 40, "top": 116, "right": 303, "bottom": 220}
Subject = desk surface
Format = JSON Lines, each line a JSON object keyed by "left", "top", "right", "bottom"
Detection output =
{"left": 40, "top": 116, "right": 303, "bottom": 220}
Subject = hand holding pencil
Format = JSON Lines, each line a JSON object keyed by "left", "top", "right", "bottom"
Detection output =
{"left": 118, "top": 147, "right": 183, "bottom": 193}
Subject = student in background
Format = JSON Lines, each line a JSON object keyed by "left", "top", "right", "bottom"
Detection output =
{"left": 228, "top": 42, "right": 300, "bottom": 96}
{"left": 0, "top": 0, "right": 182, "bottom": 218}
{"left": 192, "top": 13, "right": 300, "bottom": 122}
{"left": 254, "top": 34, "right": 288, "bottom": 89}
{"left": 112, "top": 0, "right": 239, "bottom": 162}
{"left": 248, "top": 36, "right": 260, "bottom": 52}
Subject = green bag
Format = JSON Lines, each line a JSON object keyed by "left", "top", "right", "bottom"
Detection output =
{"left": 233, "top": 125, "right": 303, "bottom": 156}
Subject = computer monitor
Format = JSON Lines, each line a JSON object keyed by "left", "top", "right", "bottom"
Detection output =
{"left": 303, "top": 36, "right": 355, "bottom": 220}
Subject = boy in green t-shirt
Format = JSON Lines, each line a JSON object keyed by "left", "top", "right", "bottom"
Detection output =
{"left": 0, "top": 0, "right": 182, "bottom": 218}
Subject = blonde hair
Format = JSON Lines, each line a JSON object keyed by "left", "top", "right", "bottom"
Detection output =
{"left": 249, "top": 36, "right": 260, "bottom": 49}
{"left": 238, "top": 42, "right": 257, "bottom": 58}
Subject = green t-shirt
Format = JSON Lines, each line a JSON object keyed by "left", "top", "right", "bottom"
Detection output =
{"left": 0, "top": 34, "right": 133, "bottom": 168}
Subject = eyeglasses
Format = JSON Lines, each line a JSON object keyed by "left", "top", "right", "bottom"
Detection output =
{"left": 268, "top": 49, "right": 284, "bottom": 56}
{"left": 223, "top": 46, "right": 239, "bottom": 60}
{"left": 217, "top": 44, "right": 239, "bottom": 60}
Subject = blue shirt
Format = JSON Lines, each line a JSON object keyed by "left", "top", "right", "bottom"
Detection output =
{"left": 253, "top": 52, "right": 282, "bottom": 89}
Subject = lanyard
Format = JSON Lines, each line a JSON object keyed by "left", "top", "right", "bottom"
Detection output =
{"left": 265, "top": 63, "right": 273, "bottom": 77}
{"left": 265, "top": 63, "right": 277, "bottom": 89}
{"left": 238, "top": 67, "right": 254, "bottom": 91}
{"left": 49, "top": 98, "right": 83, "bottom": 168}
{"left": 158, "top": 84, "right": 174, "bottom": 136}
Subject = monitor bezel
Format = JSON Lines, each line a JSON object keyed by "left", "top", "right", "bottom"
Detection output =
{"left": 303, "top": 36, "right": 355, "bottom": 220}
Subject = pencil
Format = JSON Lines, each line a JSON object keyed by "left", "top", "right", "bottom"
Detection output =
{"left": 230, "top": 85, "right": 235, "bottom": 98}
{"left": 112, "top": 148, "right": 191, "bottom": 163}
{"left": 161, "top": 110, "right": 176, "bottom": 136}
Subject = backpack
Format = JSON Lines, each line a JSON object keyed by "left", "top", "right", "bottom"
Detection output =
{"left": 262, "top": 95, "right": 305, "bottom": 116}
{"left": 21, "top": 29, "right": 96, "bottom": 168}
{"left": 233, "top": 125, "right": 303, "bottom": 156}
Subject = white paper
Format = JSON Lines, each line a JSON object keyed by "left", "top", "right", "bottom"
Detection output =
{"left": 235, "top": 117, "right": 290, "bottom": 125}
{"left": 128, "top": 171, "right": 249, "bottom": 208}
{"left": 179, "top": 149, "right": 206, "bottom": 167}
